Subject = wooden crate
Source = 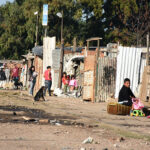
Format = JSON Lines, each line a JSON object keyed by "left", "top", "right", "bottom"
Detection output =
{"left": 107, "top": 102, "right": 131, "bottom": 115}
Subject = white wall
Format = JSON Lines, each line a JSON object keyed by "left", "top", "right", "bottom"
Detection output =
{"left": 43, "top": 37, "right": 61, "bottom": 90}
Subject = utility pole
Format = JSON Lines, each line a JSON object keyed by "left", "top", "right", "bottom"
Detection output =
{"left": 34, "top": 11, "right": 39, "bottom": 46}
{"left": 58, "top": 11, "right": 64, "bottom": 88}
{"left": 45, "top": 27, "right": 47, "bottom": 37}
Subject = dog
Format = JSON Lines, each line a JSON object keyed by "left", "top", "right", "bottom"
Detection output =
{"left": 34, "top": 86, "right": 45, "bottom": 101}
{"left": 14, "top": 81, "right": 23, "bottom": 90}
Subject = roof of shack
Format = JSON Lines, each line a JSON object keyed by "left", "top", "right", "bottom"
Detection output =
{"left": 32, "top": 46, "right": 43, "bottom": 56}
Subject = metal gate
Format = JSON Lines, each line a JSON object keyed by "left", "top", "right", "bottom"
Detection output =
{"left": 96, "top": 57, "right": 117, "bottom": 102}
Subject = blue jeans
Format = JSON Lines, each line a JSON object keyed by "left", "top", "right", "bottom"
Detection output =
{"left": 44, "top": 80, "right": 52, "bottom": 96}
{"left": 29, "top": 80, "right": 36, "bottom": 95}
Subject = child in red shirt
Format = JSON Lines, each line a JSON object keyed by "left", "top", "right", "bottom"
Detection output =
{"left": 62, "top": 72, "right": 68, "bottom": 93}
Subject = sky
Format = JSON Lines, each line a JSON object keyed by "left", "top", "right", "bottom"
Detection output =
{"left": 0, "top": 0, "right": 14, "bottom": 5}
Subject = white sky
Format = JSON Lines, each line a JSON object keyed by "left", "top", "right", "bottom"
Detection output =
{"left": 0, "top": 0, "right": 14, "bottom": 5}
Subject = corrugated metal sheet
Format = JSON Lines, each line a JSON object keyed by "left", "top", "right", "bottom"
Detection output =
{"left": 96, "top": 57, "right": 116, "bottom": 102}
{"left": 115, "top": 46, "right": 142, "bottom": 98}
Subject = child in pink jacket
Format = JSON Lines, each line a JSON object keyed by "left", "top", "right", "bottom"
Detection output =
{"left": 69, "top": 75, "right": 77, "bottom": 91}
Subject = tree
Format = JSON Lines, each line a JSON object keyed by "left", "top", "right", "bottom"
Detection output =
{"left": 103, "top": 0, "right": 150, "bottom": 46}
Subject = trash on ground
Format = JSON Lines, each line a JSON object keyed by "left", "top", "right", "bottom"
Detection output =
{"left": 82, "top": 137, "right": 93, "bottom": 144}
{"left": 117, "top": 137, "right": 125, "bottom": 142}
{"left": 55, "top": 122, "right": 62, "bottom": 126}
{"left": 114, "top": 144, "right": 119, "bottom": 148}
{"left": 39, "top": 119, "right": 49, "bottom": 123}
{"left": 22, "top": 116, "right": 38, "bottom": 122}
{"left": 53, "top": 88, "right": 63, "bottom": 97}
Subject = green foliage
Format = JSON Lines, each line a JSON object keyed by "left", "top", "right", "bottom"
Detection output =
{"left": 0, "top": 0, "right": 149, "bottom": 59}
{"left": 103, "top": 0, "right": 150, "bottom": 46}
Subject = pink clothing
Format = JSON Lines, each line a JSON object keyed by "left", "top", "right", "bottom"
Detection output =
{"left": 12, "top": 67, "right": 19, "bottom": 77}
{"left": 132, "top": 98, "right": 144, "bottom": 110}
{"left": 44, "top": 70, "right": 52, "bottom": 81}
{"left": 69, "top": 79, "right": 77, "bottom": 87}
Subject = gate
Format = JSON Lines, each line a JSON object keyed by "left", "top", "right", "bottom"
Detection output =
{"left": 96, "top": 57, "right": 117, "bottom": 102}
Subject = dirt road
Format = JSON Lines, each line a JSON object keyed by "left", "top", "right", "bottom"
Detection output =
{"left": 0, "top": 90, "right": 150, "bottom": 150}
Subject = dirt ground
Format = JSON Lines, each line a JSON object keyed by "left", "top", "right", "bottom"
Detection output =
{"left": 0, "top": 90, "right": 150, "bottom": 150}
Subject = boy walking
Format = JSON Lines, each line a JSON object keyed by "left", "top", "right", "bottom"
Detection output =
{"left": 118, "top": 78, "right": 135, "bottom": 106}
{"left": 44, "top": 66, "right": 52, "bottom": 96}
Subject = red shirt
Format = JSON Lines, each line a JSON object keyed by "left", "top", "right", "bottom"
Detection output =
{"left": 12, "top": 67, "right": 19, "bottom": 77}
{"left": 44, "top": 69, "right": 52, "bottom": 81}
{"left": 62, "top": 77, "right": 67, "bottom": 85}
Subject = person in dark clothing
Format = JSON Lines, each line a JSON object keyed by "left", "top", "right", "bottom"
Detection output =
{"left": 0, "top": 68, "right": 6, "bottom": 88}
{"left": 118, "top": 78, "right": 135, "bottom": 106}
{"left": 28, "top": 66, "right": 38, "bottom": 96}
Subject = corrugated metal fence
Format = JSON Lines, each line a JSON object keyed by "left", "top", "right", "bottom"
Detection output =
{"left": 96, "top": 57, "right": 117, "bottom": 102}
{"left": 115, "top": 47, "right": 142, "bottom": 98}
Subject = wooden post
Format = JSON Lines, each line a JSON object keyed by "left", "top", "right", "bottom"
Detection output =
{"left": 94, "top": 40, "right": 100, "bottom": 102}
{"left": 73, "top": 37, "right": 76, "bottom": 52}
{"left": 146, "top": 33, "right": 149, "bottom": 66}
{"left": 146, "top": 33, "right": 150, "bottom": 102}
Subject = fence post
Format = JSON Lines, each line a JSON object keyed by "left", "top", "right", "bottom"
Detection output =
{"left": 94, "top": 40, "right": 100, "bottom": 102}
{"left": 146, "top": 33, "right": 149, "bottom": 66}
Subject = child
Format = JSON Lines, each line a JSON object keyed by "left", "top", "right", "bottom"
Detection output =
{"left": 69, "top": 75, "right": 77, "bottom": 91}
{"left": 118, "top": 78, "right": 135, "bottom": 106}
{"left": 130, "top": 98, "right": 145, "bottom": 116}
{"left": 62, "top": 72, "right": 68, "bottom": 93}
{"left": 132, "top": 98, "right": 144, "bottom": 110}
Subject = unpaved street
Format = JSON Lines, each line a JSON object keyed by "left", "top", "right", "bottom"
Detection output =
{"left": 0, "top": 90, "right": 150, "bottom": 150}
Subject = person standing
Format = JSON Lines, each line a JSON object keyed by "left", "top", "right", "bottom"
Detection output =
{"left": 5, "top": 67, "right": 10, "bottom": 83}
{"left": 0, "top": 67, "right": 6, "bottom": 88}
{"left": 62, "top": 72, "right": 67, "bottom": 93}
{"left": 29, "top": 66, "right": 38, "bottom": 96}
{"left": 12, "top": 64, "right": 19, "bottom": 86}
{"left": 44, "top": 66, "right": 52, "bottom": 96}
